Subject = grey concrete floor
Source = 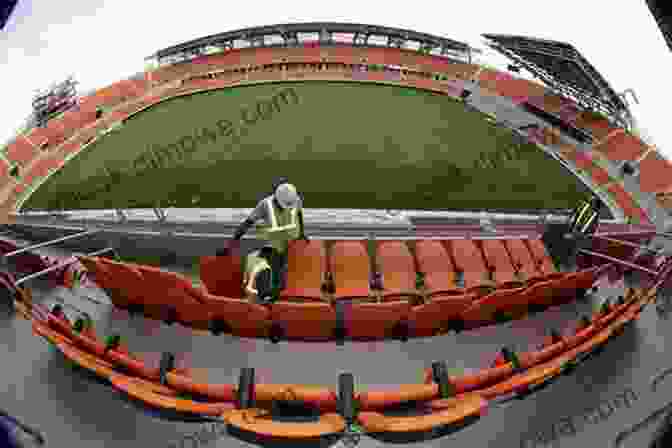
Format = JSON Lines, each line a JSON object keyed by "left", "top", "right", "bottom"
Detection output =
{"left": 2, "top": 241, "right": 672, "bottom": 448}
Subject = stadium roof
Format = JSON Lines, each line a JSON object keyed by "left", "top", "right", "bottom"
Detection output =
{"left": 150, "top": 22, "right": 475, "bottom": 60}
{"left": 0, "top": 0, "right": 18, "bottom": 30}
{"left": 646, "top": 0, "right": 672, "bottom": 51}
{"left": 482, "top": 34, "right": 629, "bottom": 121}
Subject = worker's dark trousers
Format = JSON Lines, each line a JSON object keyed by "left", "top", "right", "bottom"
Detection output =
{"left": 269, "top": 249, "right": 288, "bottom": 291}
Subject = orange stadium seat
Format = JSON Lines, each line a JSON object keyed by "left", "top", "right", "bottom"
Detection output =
{"left": 503, "top": 239, "right": 541, "bottom": 283}
{"left": 43, "top": 119, "right": 67, "bottom": 148}
{"left": 344, "top": 300, "right": 412, "bottom": 340}
{"left": 326, "top": 46, "right": 357, "bottom": 64}
{"left": 480, "top": 239, "right": 524, "bottom": 288}
{"left": 0, "top": 159, "right": 9, "bottom": 179}
{"left": 133, "top": 264, "right": 207, "bottom": 324}
{"left": 639, "top": 151, "right": 672, "bottom": 194}
{"left": 460, "top": 286, "right": 530, "bottom": 327}
{"left": 201, "top": 295, "right": 271, "bottom": 338}
{"left": 524, "top": 239, "right": 559, "bottom": 276}
{"left": 594, "top": 131, "right": 648, "bottom": 162}
{"left": 269, "top": 302, "right": 337, "bottom": 341}
{"left": 574, "top": 112, "right": 614, "bottom": 142}
{"left": 330, "top": 241, "right": 371, "bottom": 300}
{"left": 526, "top": 92, "right": 581, "bottom": 123}
{"left": 607, "top": 183, "right": 650, "bottom": 224}
{"left": 280, "top": 240, "right": 326, "bottom": 301}
{"left": 5, "top": 137, "right": 36, "bottom": 166}
{"left": 414, "top": 240, "right": 462, "bottom": 296}
{"left": 199, "top": 255, "right": 244, "bottom": 299}
{"left": 446, "top": 240, "right": 494, "bottom": 294}
{"left": 376, "top": 241, "right": 419, "bottom": 301}
{"left": 478, "top": 69, "right": 546, "bottom": 103}
{"left": 97, "top": 259, "right": 158, "bottom": 316}
{"left": 84, "top": 257, "right": 135, "bottom": 310}
{"left": 590, "top": 166, "right": 611, "bottom": 186}
{"left": 407, "top": 293, "right": 476, "bottom": 337}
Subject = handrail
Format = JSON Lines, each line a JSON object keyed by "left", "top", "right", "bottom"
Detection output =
{"left": 14, "top": 247, "right": 114, "bottom": 286}
{"left": 2, "top": 229, "right": 99, "bottom": 259}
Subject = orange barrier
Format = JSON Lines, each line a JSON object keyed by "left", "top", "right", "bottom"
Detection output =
{"left": 330, "top": 241, "right": 371, "bottom": 300}
{"left": 414, "top": 240, "right": 463, "bottom": 297}
{"left": 227, "top": 409, "right": 346, "bottom": 438}
{"left": 27, "top": 284, "right": 648, "bottom": 430}
{"left": 447, "top": 240, "right": 494, "bottom": 293}
{"left": 111, "top": 374, "right": 236, "bottom": 416}
{"left": 480, "top": 239, "right": 524, "bottom": 288}
{"left": 281, "top": 240, "right": 326, "bottom": 301}
{"left": 357, "top": 393, "right": 484, "bottom": 435}
{"left": 376, "top": 241, "right": 419, "bottom": 301}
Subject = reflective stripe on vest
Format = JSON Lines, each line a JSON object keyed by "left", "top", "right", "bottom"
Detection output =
{"left": 581, "top": 211, "right": 598, "bottom": 233}
{"left": 574, "top": 201, "right": 591, "bottom": 228}
{"left": 256, "top": 197, "right": 299, "bottom": 252}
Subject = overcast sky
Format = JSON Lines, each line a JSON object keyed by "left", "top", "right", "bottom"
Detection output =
{"left": 1, "top": 0, "right": 670, "bottom": 158}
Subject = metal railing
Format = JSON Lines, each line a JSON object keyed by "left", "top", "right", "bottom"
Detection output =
{"left": 13, "top": 247, "right": 114, "bottom": 287}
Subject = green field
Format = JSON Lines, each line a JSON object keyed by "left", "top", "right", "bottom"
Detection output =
{"left": 23, "top": 81, "right": 590, "bottom": 211}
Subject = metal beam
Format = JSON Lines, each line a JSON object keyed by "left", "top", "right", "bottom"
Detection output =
{"left": 14, "top": 247, "right": 114, "bottom": 286}
{"left": 578, "top": 248, "right": 659, "bottom": 276}
{"left": 592, "top": 236, "right": 663, "bottom": 254}
{"left": 2, "top": 229, "right": 99, "bottom": 259}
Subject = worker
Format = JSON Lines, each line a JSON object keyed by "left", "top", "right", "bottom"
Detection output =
{"left": 232, "top": 181, "right": 307, "bottom": 291}
{"left": 243, "top": 245, "right": 277, "bottom": 304}
{"left": 568, "top": 196, "right": 602, "bottom": 235}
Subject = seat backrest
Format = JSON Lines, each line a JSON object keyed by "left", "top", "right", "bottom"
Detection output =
{"left": 135, "top": 264, "right": 204, "bottom": 305}
{"left": 330, "top": 241, "right": 370, "bottom": 299}
{"left": 376, "top": 241, "right": 415, "bottom": 293}
{"left": 414, "top": 240, "right": 457, "bottom": 292}
{"left": 97, "top": 258, "right": 145, "bottom": 298}
{"left": 525, "top": 239, "right": 557, "bottom": 275}
{"left": 282, "top": 240, "right": 326, "bottom": 299}
{"left": 480, "top": 240, "right": 521, "bottom": 287}
{"left": 199, "top": 255, "right": 244, "bottom": 298}
{"left": 445, "top": 240, "right": 490, "bottom": 289}
{"left": 503, "top": 239, "right": 538, "bottom": 281}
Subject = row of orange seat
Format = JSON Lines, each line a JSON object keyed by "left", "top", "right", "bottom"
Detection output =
{"left": 28, "top": 283, "right": 649, "bottom": 440}
{"left": 281, "top": 239, "right": 560, "bottom": 302}
{"left": 76, "top": 238, "right": 605, "bottom": 341}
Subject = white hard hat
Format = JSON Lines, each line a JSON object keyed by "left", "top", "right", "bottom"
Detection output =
{"left": 275, "top": 183, "right": 299, "bottom": 208}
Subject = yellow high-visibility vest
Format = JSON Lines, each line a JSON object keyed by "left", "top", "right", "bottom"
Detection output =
{"left": 255, "top": 197, "right": 300, "bottom": 253}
